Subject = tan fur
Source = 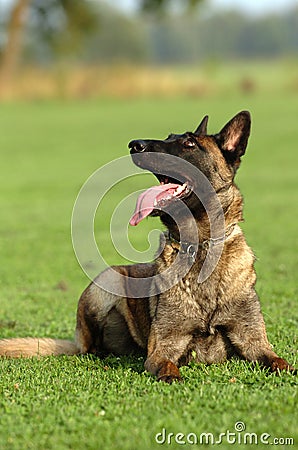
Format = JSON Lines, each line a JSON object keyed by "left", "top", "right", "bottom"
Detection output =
{"left": 0, "top": 338, "right": 79, "bottom": 357}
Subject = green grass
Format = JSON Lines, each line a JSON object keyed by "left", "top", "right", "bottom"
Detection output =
{"left": 0, "top": 89, "right": 297, "bottom": 449}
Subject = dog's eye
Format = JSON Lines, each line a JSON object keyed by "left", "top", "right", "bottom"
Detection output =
{"left": 183, "top": 139, "right": 196, "bottom": 149}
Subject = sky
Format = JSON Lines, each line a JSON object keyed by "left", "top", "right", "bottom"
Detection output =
{"left": 118, "top": 0, "right": 298, "bottom": 15}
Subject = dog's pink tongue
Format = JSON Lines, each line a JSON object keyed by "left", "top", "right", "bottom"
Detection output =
{"left": 130, "top": 183, "right": 180, "bottom": 226}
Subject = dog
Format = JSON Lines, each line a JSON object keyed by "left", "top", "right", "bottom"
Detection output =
{"left": 0, "top": 111, "right": 294, "bottom": 382}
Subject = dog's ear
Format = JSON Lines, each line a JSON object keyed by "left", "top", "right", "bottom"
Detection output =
{"left": 194, "top": 115, "right": 209, "bottom": 136}
{"left": 216, "top": 111, "right": 251, "bottom": 168}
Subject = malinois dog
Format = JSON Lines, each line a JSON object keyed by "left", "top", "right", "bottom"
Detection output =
{"left": 0, "top": 111, "right": 294, "bottom": 382}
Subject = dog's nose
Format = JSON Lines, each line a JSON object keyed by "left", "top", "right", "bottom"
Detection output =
{"left": 129, "top": 140, "right": 147, "bottom": 153}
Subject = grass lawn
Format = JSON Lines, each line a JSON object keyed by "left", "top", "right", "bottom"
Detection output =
{"left": 0, "top": 90, "right": 297, "bottom": 449}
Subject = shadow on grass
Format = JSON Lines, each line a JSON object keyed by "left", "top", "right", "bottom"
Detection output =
{"left": 75, "top": 352, "right": 146, "bottom": 375}
{"left": 64, "top": 353, "right": 297, "bottom": 386}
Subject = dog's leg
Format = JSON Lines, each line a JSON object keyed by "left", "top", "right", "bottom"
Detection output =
{"left": 76, "top": 265, "right": 153, "bottom": 355}
{"left": 76, "top": 287, "right": 144, "bottom": 355}
{"left": 145, "top": 322, "right": 192, "bottom": 383}
{"left": 224, "top": 298, "right": 294, "bottom": 373}
{"left": 75, "top": 281, "right": 117, "bottom": 354}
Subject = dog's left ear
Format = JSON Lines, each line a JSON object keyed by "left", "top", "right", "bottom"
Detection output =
{"left": 216, "top": 111, "right": 251, "bottom": 167}
{"left": 194, "top": 115, "right": 209, "bottom": 136}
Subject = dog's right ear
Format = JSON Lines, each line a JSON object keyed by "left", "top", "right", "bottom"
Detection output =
{"left": 215, "top": 111, "right": 251, "bottom": 171}
{"left": 216, "top": 111, "right": 251, "bottom": 156}
{"left": 194, "top": 115, "right": 209, "bottom": 136}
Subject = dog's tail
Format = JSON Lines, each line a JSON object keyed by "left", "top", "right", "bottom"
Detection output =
{"left": 0, "top": 338, "right": 80, "bottom": 358}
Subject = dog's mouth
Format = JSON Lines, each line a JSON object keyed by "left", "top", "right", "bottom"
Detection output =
{"left": 130, "top": 174, "right": 192, "bottom": 226}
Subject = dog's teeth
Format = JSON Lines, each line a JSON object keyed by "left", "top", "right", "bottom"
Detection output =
{"left": 154, "top": 199, "right": 157, "bottom": 206}
{"left": 174, "top": 184, "right": 187, "bottom": 196}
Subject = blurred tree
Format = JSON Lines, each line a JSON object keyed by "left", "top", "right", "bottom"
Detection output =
{"left": 0, "top": 0, "right": 30, "bottom": 88}
{"left": 0, "top": 0, "right": 203, "bottom": 84}
{"left": 140, "top": 0, "right": 204, "bottom": 14}
{"left": 0, "top": 0, "right": 97, "bottom": 90}
{"left": 82, "top": 5, "right": 148, "bottom": 64}
{"left": 28, "top": 0, "right": 98, "bottom": 60}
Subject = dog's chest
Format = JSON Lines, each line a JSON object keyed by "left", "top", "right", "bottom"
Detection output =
{"left": 177, "top": 270, "right": 218, "bottom": 317}
{"left": 152, "top": 271, "right": 219, "bottom": 336}
{"left": 153, "top": 246, "right": 224, "bottom": 332}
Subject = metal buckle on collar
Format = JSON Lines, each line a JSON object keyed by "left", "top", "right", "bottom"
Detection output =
{"left": 186, "top": 244, "right": 197, "bottom": 263}
{"left": 170, "top": 236, "right": 198, "bottom": 263}
{"left": 201, "top": 240, "right": 210, "bottom": 251}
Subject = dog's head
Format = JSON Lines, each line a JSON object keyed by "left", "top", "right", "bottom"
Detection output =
{"left": 129, "top": 111, "right": 251, "bottom": 226}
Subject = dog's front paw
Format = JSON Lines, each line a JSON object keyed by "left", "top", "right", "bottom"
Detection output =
{"left": 157, "top": 360, "right": 182, "bottom": 383}
{"left": 271, "top": 357, "right": 296, "bottom": 374}
{"left": 157, "top": 373, "right": 182, "bottom": 383}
